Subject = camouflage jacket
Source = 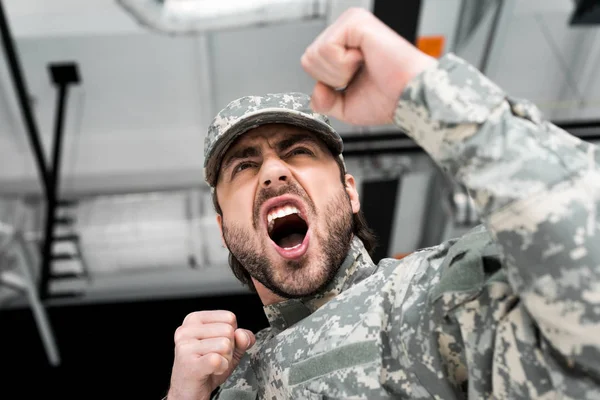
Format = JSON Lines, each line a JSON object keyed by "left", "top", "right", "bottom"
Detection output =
{"left": 213, "top": 53, "right": 600, "bottom": 399}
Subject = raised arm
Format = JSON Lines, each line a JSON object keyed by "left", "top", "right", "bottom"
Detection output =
{"left": 301, "top": 5, "right": 600, "bottom": 385}
{"left": 394, "top": 50, "right": 600, "bottom": 386}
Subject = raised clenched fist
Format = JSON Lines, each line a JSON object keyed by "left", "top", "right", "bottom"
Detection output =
{"left": 301, "top": 7, "right": 436, "bottom": 126}
{"left": 166, "top": 310, "right": 255, "bottom": 400}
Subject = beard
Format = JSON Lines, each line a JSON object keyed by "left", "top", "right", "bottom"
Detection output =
{"left": 221, "top": 183, "right": 354, "bottom": 299}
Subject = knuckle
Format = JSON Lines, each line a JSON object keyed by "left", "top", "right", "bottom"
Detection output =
{"left": 305, "top": 46, "right": 318, "bottom": 62}
{"left": 224, "top": 311, "right": 237, "bottom": 326}
{"left": 208, "top": 353, "right": 223, "bottom": 369}
{"left": 220, "top": 337, "right": 232, "bottom": 352}
{"left": 224, "top": 324, "right": 235, "bottom": 339}
{"left": 316, "top": 43, "right": 331, "bottom": 59}
{"left": 173, "top": 326, "right": 185, "bottom": 343}
{"left": 182, "top": 311, "right": 201, "bottom": 325}
{"left": 173, "top": 340, "right": 191, "bottom": 357}
{"left": 347, "top": 7, "right": 366, "bottom": 18}
{"left": 300, "top": 53, "right": 310, "bottom": 69}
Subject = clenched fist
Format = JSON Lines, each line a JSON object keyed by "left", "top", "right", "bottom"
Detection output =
{"left": 166, "top": 310, "right": 255, "bottom": 400}
{"left": 301, "top": 7, "right": 437, "bottom": 126}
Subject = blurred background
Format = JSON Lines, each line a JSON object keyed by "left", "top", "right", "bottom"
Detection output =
{"left": 0, "top": 0, "right": 599, "bottom": 397}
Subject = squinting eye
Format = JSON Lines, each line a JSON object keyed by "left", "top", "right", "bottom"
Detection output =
{"left": 234, "top": 162, "right": 256, "bottom": 174}
{"left": 290, "top": 148, "right": 313, "bottom": 156}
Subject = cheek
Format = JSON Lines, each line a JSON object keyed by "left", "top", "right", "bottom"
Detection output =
{"left": 220, "top": 185, "right": 255, "bottom": 226}
{"left": 296, "top": 164, "right": 343, "bottom": 210}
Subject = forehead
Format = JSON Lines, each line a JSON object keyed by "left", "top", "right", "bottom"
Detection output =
{"left": 225, "top": 123, "right": 324, "bottom": 153}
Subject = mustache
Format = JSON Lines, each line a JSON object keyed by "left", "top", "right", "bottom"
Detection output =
{"left": 253, "top": 183, "right": 313, "bottom": 229}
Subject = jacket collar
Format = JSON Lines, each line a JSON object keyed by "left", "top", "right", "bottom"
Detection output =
{"left": 263, "top": 236, "right": 377, "bottom": 331}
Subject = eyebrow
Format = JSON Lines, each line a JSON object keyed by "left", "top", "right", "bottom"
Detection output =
{"left": 221, "top": 133, "right": 321, "bottom": 173}
{"left": 275, "top": 133, "right": 320, "bottom": 153}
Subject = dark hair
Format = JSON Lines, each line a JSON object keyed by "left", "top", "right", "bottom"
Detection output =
{"left": 212, "top": 153, "right": 378, "bottom": 293}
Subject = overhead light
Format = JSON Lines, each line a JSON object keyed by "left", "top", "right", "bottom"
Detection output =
{"left": 116, "top": 0, "right": 328, "bottom": 35}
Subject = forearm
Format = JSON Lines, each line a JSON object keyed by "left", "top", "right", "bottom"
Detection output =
{"left": 393, "top": 53, "right": 600, "bottom": 370}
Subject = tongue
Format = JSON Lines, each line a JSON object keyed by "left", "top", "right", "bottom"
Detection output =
{"left": 278, "top": 233, "right": 305, "bottom": 249}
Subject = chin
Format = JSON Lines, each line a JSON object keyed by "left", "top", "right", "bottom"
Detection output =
{"left": 271, "top": 256, "right": 333, "bottom": 298}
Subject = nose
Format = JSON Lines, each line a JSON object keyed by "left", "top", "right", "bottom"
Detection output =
{"left": 259, "top": 157, "right": 290, "bottom": 189}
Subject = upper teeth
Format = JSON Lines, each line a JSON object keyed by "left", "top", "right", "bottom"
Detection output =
{"left": 267, "top": 205, "right": 301, "bottom": 233}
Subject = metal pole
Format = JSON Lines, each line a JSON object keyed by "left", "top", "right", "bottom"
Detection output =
{"left": 14, "top": 232, "right": 61, "bottom": 366}
{"left": 479, "top": 0, "right": 517, "bottom": 76}
{"left": 40, "top": 84, "right": 69, "bottom": 299}
{"left": 0, "top": 0, "right": 49, "bottom": 195}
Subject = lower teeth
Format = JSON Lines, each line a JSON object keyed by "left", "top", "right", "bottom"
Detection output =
{"left": 283, "top": 243, "right": 302, "bottom": 250}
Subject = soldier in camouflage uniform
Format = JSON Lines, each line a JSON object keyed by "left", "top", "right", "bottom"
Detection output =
{"left": 166, "top": 8, "right": 600, "bottom": 400}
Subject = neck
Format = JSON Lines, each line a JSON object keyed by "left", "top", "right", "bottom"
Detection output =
{"left": 260, "top": 236, "right": 378, "bottom": 331}
{"left": 253, "top": 278, "right": 287, "bottom": 305}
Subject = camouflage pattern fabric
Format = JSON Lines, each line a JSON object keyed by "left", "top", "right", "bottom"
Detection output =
{"left": 211, "top": 53, "right": 600, "bottom": 399}
{"left": 203, "top": 92, "right": 344, "bottom": 188}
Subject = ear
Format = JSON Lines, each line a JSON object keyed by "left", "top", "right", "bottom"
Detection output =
{"left": 216, "top": 214, "right": 227, "bottom": 247}
{"left": 344, "top": 174, "right": 360, "bottom": 214}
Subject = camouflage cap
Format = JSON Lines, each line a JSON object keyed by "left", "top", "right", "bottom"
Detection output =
{"left": 204, "top": 92, "right": 344, "bottom": 187}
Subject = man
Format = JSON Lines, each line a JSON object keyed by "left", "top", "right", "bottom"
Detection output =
{"left": 166, "top": 8, "right": 600, "bottom": 400}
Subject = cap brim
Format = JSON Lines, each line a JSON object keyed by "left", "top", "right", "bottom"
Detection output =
{"left": 206, "top": 108, "right": 342, "bottom": 186}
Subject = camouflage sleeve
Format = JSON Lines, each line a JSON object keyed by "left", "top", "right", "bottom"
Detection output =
{"left": 211, "top": 352, "right": 258, "bottom": 400}
{"left": 393, "top": 53, "right": 600, "bottom": 387}
{"left": 211, "top": 328, "right": 275, "bottom": 399}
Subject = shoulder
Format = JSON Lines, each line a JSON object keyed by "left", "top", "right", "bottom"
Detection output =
{"left": 381, "top": 224, "right": 498, "bottom": 273}
{"left": 248, "top": 326, "right": 274, "bottom": 354}
{"left": 377, "top": 225, "right": 504, "bottom": 305}
{"left": 427, "top": 224, "right": 504, "bottom": 304}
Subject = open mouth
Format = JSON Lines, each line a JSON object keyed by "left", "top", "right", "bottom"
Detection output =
{"left": 267, "top": 204, "right": 308, "bottom": 250}
{"left": 265, "top": 201, "right": 310, "bottom": 259}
